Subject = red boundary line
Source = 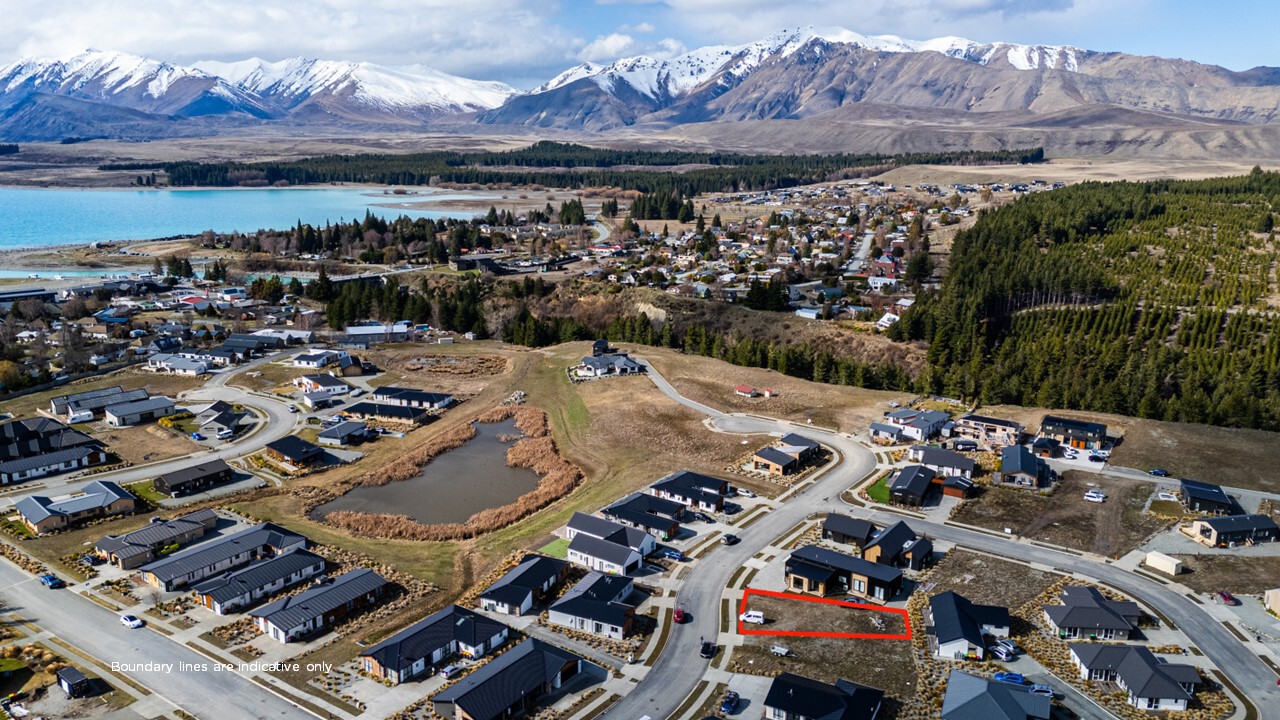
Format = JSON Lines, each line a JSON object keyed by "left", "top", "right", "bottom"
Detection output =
{"left": 737, "top": 587, "right": 912, "bottom": 640}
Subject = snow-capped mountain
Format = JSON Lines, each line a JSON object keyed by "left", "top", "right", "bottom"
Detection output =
{"left": 195, "top": 57, "right": 518, "bottom": 117}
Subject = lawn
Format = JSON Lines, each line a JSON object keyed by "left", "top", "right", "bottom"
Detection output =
{"left": 124, "top": 480, "right": 168, "bottom": 506}
{"left": 539, "top": 538, "right": 569, "bottom": 558}
{"left": 866, "top": 474, "right": 891, "bottom": 503}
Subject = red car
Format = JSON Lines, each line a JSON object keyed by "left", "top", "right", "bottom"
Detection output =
{"left": 673, "top": 606, "right": 686, "bottom": 623}
{"left": 1218, "top": 591, "right": 1238, "bottom": 606}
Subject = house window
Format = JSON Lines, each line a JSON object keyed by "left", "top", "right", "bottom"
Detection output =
{"left": 852, "top": 579, "right": 866, "bottom": 594}
{"left": 768, "top": 707, "right": 786, "bottom": 720}
{"left": 1146, "top": 697, "right": 1158, "bottom": 709}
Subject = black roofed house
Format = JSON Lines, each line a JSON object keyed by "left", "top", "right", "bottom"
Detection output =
{"left": 565, "top": 512, "right": 655, "bottom": 576}
{"left": 200, "top": 410, "right": 246, "bottom": 436}
{"left": 251, "top": 568, "right": 387, "bottom": 643}
{"left": 928, "top": 592, "right": 1010, "bottom": 660}
{"left": 822, "top": 514, "right": 877, "bottom": 548}
{"left": 0, "top": 418, "right": 107, "bottom": 485}
{"left": 51, "top": 385, "right": 150, "bottom": 419}
{"left": 649, "top": 469, "right": 729, "bottom": 512}
{"left": 888, "top": 465, "right": 935, "bottom": 507}
{"left": 1030, "top": 437, "right": 1060, "bottom": 458}
{"left": 778, "top": 433, "right": 821, "bottom": 463}
{"left": 16, "top": 480, "right": 136, "bottom": 535}
{"left": 591, "top": 339, "right": 611, "bottom": 356}
{"left": 786, "top": 545, "right": 902, "bottom": 602}
{"left": 146, "top": 336, "right": 182, "bottom": 355}
{"left": 318, "top": 421, "right": 371, "bottom": 447}
{"left": 1179, "top": 479, "right": 1234, "bottom": 515}
{"left": 940, "top": 670, "right": 1050, "bottom": 720}
{"left": 868, "top": 422, "right": 906, "bottom": 445}
{"left": 1189, "top": 514, "right": 1279, "bottom": 547}
{"left": 602, "top": 492, "right": 683, "bottom": 540}
{"left": 292, "top": 373, "right": 351, "bottom": 396}
{"left": 370, "top": 386, "right": 454, "bottom": 410}
{"left": 430, "top": 638, "right": 584, "bottom": 720}
{"left": 573, "top": 353, "right": 644, "bottom": 378}
{"left": 997, "top": 445, "right": 1051, "bottom": 489}
{"left": 342, "top": 401, "right": 432, "bottom": 426}
{"left": 1070, "top": 644, "right": 1201, "bottom": 712}
{"left": 1039, "top": 415, "right": 1107, "bottom": 450}
{"left": 763, "top": 672, "right": 884, "bottom": 720}
{"left": 196, "top": 400, "right": 235, "bottom": 423}
{"left": 478, "top": 554, "right": 569, "bottom": 615}
{"left": 140, "top": 521, "right": 307, "bottom": 591}
{"left": 95, "top": 508, "right": 219, "bottom": 569}
{"left": 192, "top": 549, "right": 326, "bottom": 615}
{"left": 104, "top": 396, "right": 177, "bottom": 427}
{"left": 861, "top": 521, "right": 933, "bottom": 571}
{"left": 1043, "top": 586, "right": 1140, "bottom": 641}
{"left": 153, "top": 459, "right": 234, "bottom": 497}
{"left": 264, "top": 436, "right": 325, "bottom": 468}
{"left": 548, "top": 571, "right": 635, "bottom": 640}
{"left": 360, "top": 604, "right": 511, "bottom": 685}
{"left": 908, "top": 445, "right": 975, "bottom": 479}
{"left": 754, "top": 445, "right": 800, "bottom": 476}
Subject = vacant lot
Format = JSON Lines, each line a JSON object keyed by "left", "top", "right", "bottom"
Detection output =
{"left": 950, "top": 473, "right": 1168, "bottom": 556}
{"left": 99, "top": 423, "right": 199, "bottom": 464}
{"left": 638, "top": 346, "right": 912, "bottom": 432}
{"left": 1170, "top": 555, "right": 1280, "bottom": 595}
{"left": 731, "top": 636, "right": 916, "bottom": 699}
{"left": 921, "top": 550, "right": 1060, "bottom": 610}
{"left": 742, "top": 593, "right": 907, "bottom": 637}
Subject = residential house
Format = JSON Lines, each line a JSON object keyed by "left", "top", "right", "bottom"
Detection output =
{"left": 888, "top": 465, "right": 936, "bottom": 507}
{"left": 862, "top": 521, "right": 933, "bottom": 571}
{"left": 1070, "top": 644, "right": 1200, "bottom": 712}
{"left": 95, "top": 508, "right": 219, "bottom": 569}
{"left": 908, "top": 446, "right": 975, "bottom": 479}
{"left": 145, "top": 336, "right": 182, "bottom": 355}
{"left": 478, "top": 554, "right": 569, "bottom": 615}
{"left": 649, "top": 470, "right": 729, "bottom": 512}
{"left": 785, "top": 545, "right": 902, "bottom": 602}
{"left": 50, "top": 386, "right": 149, "bottom": 418}
{"left": 1043, "top": 586, "right": 1140, "bottom": 641}
{"left": 547, "top": 572, "right": 635, "bottom": 639}
{"left": 753, "top": 446, "right": 800, "bottom": 476}
{"left": 952, "top": 415, "right": 1023, "bottom": 449}
{"left": 360, "top": 605, "right": 511, "bottom": 685}
{"left": 1189, "top": 514, "right": 1279, "bottom": 547}
{"left": 152, "top": 459, "right": 234, "bottom": 497}
{"left": 318, "top": 421, "right": 370, "bottom": 447}
{"left": 292, "top": 374, "right": 351, "bottom": 396}
{"left": 574, "top": 353, "right": 643, "bottom": 378}
{"left": 196, "top": 401, "right": 234, "bottom": 423}
{"left": 928, "top": 592, "right": 1010, "bottom": 660}
{"left": 15, "top": 480, "right": 136, "bottom": 534}
{"left": 429, "top": 639, "right": 583, "bottom": 720}
{"left": 192, "top": 549, "right": 327, "bottom": 614}
{"left": 1179, "top": 480, "right": 1234, "bottom": 515}
{"left": 868, "top": 422, "right": 906, "bottom": 445}
{"left": 565, "top": 512, "right": 655, "bottom": 576}
{"left": 104, "top": 397, "right": 177, "bottom": 427}
{"left": 264, "top": 436, "right": 325, "bottom": 468}
{"left": 199, "top": 410, "right": 246, "bottom": 437}
{"left": 777, "top": 433, "right": 820, "bottom": 461}
{"left": 602, "top": 492, "right": 683, "bottom": 540}
{"left": 883, "top": 409, "right": 949, "bottom": 442}
{"left": 292, "top": 350, "right": 348, "bottom": 369}
{"left": 822, "top": 514, "right": 877, "bottom": 548}
{"left": 147, "top": 353, "right": 208, "bottom": 375}
{"left": 940, "top": 671, "right": 1050, "bottom": 720}
{"left": 763, "top": 672, "right": 884, "bottom": 720}
{"left": 997, "top": 445, "right": 1051, "bottom": 489}
{"left": 251, "top": 568, "right": 387, "bottom": 643}
{"left": 369, "top": 386, "right": 454, "bottom": 410}
{"left": 139, "top": 522, "right": 307, "bottom": 591}
{"left": 0, "top": 418, "right": 107, "bottom": 485}
{"left": 342, "top": 401, "right": 432, "bottom": 426}
{"left": 734, "top": 385, "right": 758, "bottom": 398}
{"left": 1030, "top": 437, "right": 1060, "bottom": 458}
{"left": 1039, "top": 415, "right": 1107, "bottom": 450}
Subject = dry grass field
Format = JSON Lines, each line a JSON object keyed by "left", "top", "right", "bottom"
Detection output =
{"left": 1168, "top": 555, "right": 1280, "bottom": 595}
{"left": 731, "top": 637, "right": 917, "bottom": 699}
{"left": 875, "top": 159, "right": 1277, "bottom": 188}
{"left": 742, "top": 594, "right": 908, "bottom": 637}
{"left": 919, "top": 549, "right": 1060, "bottom": 610}
{"left": 98, "top": 424, "right": 200, "bottom": 465}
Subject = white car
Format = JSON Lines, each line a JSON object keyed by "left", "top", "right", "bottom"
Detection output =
{"left": 736, "top": 488, "right": 756, "bottom": 498}
{"left": 1083, "top": 489, "right": 1107, "bottom": 503}
{"left": 120, "top": 614, "right": 144, "bottom": 629}
{"left": 1157, "top": 491, "right": 1178, "bottom": 502}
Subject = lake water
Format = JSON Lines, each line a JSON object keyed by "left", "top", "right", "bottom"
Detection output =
{"left": 0, "top": 187, "right": 482, "bottom": 251}
{"left": 310, "top": 418, "right": 541, "bottom": 525}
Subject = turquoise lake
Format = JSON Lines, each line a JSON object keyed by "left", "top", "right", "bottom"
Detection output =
{"left": 0, "top": 187, "right": 482, "bottom": 251}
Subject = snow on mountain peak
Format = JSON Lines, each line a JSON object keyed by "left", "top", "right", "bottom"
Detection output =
{"left": 0, "top": 48, "right": 214, "bottom": 99}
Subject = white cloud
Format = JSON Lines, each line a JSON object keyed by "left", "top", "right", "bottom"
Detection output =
{"left": 578, "top": 33, "right": 639, "bottom": 62}
{"left": 653, "top": 38, "right": 687, "bottom": 59}
{"left": 623, "top": 22, "right": 657, "bottom": 33}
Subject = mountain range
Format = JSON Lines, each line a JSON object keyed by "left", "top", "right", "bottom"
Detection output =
{"left": 4, "top": 27, "right": 1280, "bottom": 156}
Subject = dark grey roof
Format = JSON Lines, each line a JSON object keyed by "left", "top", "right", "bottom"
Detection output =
{"left": 56, "top": 666, "right": 89, "bottom": 686}
{"left": 549, "top": 572, "right": 633, "bottom": 626}
{"left": 651, "top": 470, "right": 728, "bottom": 495}
{"left": 755, "top": 446, "right": 798, "bottom": 468}
{"left": 778, "top": 433, "right": 820, "bottom": 449}
{"left": 431, "top": 639, "right": 582, "bottom": 720}
{"left": 1041, "top": 415, "right": 1106, "bottom": 437}
{"left": 602, "top": 505, "right": 676, "bottom": 533}
{"left": 69, "top": 388, "right": 150, "bottom": 413}
{"left": 370, "top": 386, "right": 452, "bottom": 405}
{"left": 104, "top": 396, "right": 175, "bottom": 418}
{"left": 930, "top": 591, "right": 1010, "bottom": 647}
{"left": 16, "top": 480, "right": 132, "bottom": 524}
{"left": 344, "top": 402, "right": 428, "bottom": 420}
{"left": 823, "top": 514, "right": 876, "bottom": 544}
{"left": 0, "top": 417, "right": 101, "bottom": 463}
{"left": 301, "top": 373, "right": 348, "bottom": 388}
{"left": 940, "top": 670, "right": 1050, "bottom": 720}
{"left": 605, "top": 492, "right": 684, "bottom": 521}
{"left": 480, "top": 554, "right": 566, "bottom": 606}
{"left": 1044, "top": 586, "right": 1139, "bottom": 632}
{"left": 50, "top": 385, "right": 125, "bottom": 414}
{"left": 567, "top": 512, "right": 648, "bottom": 550}
{"left": 1179, "top": 479, "right": 1231, "bottom": 506}
{"left": 96, "top": 508, "right": 218, "bottom": 557}
{"left": 865, "top": 521, "right": 922, "bottom": 561}
{"left": 1199, "top": 514, "right": 1279, "bottom": 534}
{"left": 250, "top": 568, "right": 386, "bottom": 629}
{"left": 142, "top": 522, "right": 305, "bottom": 583}
{"left": 1069, "top": 644, "right": 1194, "bottom": 701}
{"left": 789, "top": 545, "right": 902, "bottom": 583}
{"left": 192, "top": 550, "right": 326, "bottom": 604}
{"left": 911, "top": 446, "right": 975, "bottom": 473}
{"left": 156, "top": 459, "right": 231, "bottom": 488}
{"left": 1000, "top": 445, "right": 1043, "bottom": 477}
{"left": 763, "top": 672, "right": 884, "bottom": 720}
{"left": 890, "top": 465, "right": 934, "bottom": 497}
{"left": 265, "top": 435, "right": 323, "bottom": 462}
{"left": 318, "top": 421, "right": 367, "bottom": 440}
{"left": 0, "top": 445, "right": 99, "bottom": 475}
{"left": 568, "top": 533, "right": 635, "bottom": 567}
{"left": 869, "top": 422, "right": 903, "bottom": 436}
{"left": 360, "top": 604, "right": 509, "bottom": 674}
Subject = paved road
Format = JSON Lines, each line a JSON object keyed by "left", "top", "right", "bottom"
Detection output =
{"left": 0, "top": 559, "right": 314, "bottom": 719}
{"left": 3, "top": 352, "right": 301, "bottom": 506}
{"left": 610, "top": 359, "right": 1276, "bottom": 719}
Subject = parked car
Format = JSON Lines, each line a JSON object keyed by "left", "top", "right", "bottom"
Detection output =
{"left": 216, "top": 429, "right": 234, "bottom": 441}
{"left": 720, "top": 691, "right": 740, "bottom": 714}
{"left": 288, "top": 406, "right": 299, "bottom": 414}
{"left": 440, "top": 665, "right": 463, "bottom": 680}
{"left": 1028, "top": 684, "right": 1055, "bottom": 698}
{"left": 989, "top": 645, "right": 1014, "bottom": 661}
{"left": 190, "top": 432, "right": 205, "bottom": 441}
{"left": 1218, "top": 591, "right": 1238, "bottom": 606}
{"left": 720, "top": 534, "right": 740, "bottom": 546}
{"left": 993, "top": 672, "right": 1025, "bottom": 685}
{"left": 1148, "top": 468, "right": 1170, "bottom": 477}
{"left": 38, "top": 574, "right": 64, "bottom": 589}
{"left": 736, "top": 488, "right": 756, "bottom": 498}
{"left": 120, "top": 614, "right": 144, "bottom": 629}
{"left": 995, "top": 638, "right": 1020, "bottom": 654}
{"left": 740, "top": 610, "right": 765, "bottom": 624}
{"left": 694, "top": 512, "right": 714, "bottom": 523}
{"left": 661, "top": 549, "right": 685, "bottom": 561}
{"left": 79, "top": 554, "right": 104, "bottom": 566}
{"left": 699, "top": 641, "right": 717, "bottom": 659}
{"left": 1083, "top": 489, "right": 1107, "bottom": 503}
{"left": 1088, "top": 455, "right": 1105, "bottom": 463}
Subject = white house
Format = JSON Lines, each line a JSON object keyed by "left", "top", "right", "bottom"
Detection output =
{"left": 292, "top": 350, "right": 349, "bottom": 369}
{"left": 547, "top": 572, "right": 635, "bottom": 640}
{"left": 928, "top": 592, "right": 1009, "bottom": 661}
{"left": 1070, "top": 644, "right": 1200, "bottom": 712}
{"left": 147, "top": 353, "right": 208, "bottom": 376}
{"left": 564, "top": 512, "right": 654, "bottom": 576}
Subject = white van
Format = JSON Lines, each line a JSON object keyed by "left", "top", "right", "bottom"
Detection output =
{"left": 216, "top": 429, "right": 235, "bottom": 441}
{"left": 67, "top": 410, "right": 93, "bottom": 424}
{"left": 739, "top": 610, "right": 765, "bottom": 624}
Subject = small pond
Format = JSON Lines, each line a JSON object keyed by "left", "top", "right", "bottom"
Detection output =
{"left": 310, "top": 418, "right": 540, "bottom": 524}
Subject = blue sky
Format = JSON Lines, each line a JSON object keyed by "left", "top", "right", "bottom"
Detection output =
{"left": 7, "top": 0, "right": 1277, "bottom": 88}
